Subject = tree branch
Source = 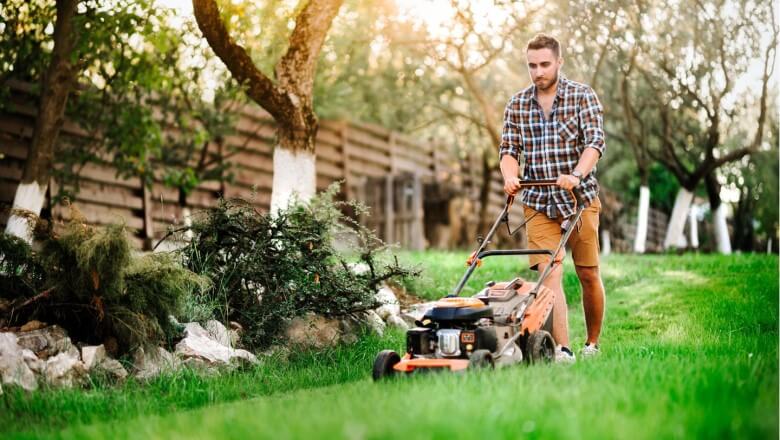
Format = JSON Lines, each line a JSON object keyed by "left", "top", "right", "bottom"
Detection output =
{"left": 275, "top": 0, "right": 344, "bottom": 95}
{"left": 192, "top": 0, "right": 289, "bottom": 121}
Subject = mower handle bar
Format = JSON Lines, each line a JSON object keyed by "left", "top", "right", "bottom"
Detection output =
{"left": 505, "top": 178, "right": 586, "bottom": 209}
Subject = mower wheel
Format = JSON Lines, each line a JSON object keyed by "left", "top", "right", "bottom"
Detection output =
{"left": 526, "top": 330, "right": 555, "bottom": 364}
{"left": 468, "top": 349, "right": 495, "bottom": 369}
{"left": 372, "top": 350, "right": 401, "bottom": 381}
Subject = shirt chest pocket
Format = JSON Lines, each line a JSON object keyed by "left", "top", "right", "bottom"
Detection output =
{"left": 557, "top": 114, "right": 579, "bottom": 144}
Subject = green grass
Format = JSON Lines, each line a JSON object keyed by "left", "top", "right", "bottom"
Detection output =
{"left": 1, "top": 253, "right": 778, "bottom": 439}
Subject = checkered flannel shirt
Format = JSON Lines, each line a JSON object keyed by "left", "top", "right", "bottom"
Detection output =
{"left": 498, "top": 76, "right": 606, "bottom": 219}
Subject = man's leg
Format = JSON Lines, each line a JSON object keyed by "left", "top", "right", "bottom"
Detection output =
{"left": 539, "top": 262, "right": 569, "bottom": 348}
{"left": 523, "top": 205, "right": 570, "bottom": 349}
{"left": 574, "top": 265, "right": 605, "bottom": 345}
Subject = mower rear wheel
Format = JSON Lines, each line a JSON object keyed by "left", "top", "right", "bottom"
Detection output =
{"left": 372, "top": 350, "right": 401, "bottom": 381}
{"left": 468, "top": 349, "right": 495, "bottom": 369}
{"left": 526, "top": 330, "right": 555, "bottom": 364}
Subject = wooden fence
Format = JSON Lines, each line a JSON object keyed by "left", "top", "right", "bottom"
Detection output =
{"left": 0, "top": 81, "right": 497, "bottom": 250}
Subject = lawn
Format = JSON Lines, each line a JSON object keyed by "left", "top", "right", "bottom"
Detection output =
{"left": 1, "top": 253, "right": 778, "bottom": 439}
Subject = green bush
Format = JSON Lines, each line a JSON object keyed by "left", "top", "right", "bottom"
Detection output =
{"left": 177, "top": 184, "right": 416, "bottom": 350}
{"left": 0, "top": 216, "right": 208, "bottom": 354}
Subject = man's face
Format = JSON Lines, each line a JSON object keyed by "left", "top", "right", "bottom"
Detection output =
{"left": 526, "top": 48, "right": 562, "bottom": 92}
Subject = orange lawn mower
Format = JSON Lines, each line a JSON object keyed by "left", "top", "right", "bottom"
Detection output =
{"left": 372, "top": 179, "right": 587, "bottom": 380}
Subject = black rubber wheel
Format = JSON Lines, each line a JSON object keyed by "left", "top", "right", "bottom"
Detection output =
{"left": 372, "top": 350, "right": 401, "bottom": 381}
{"left": 526, "top": 330, "right": 555, "bottom": 364}
{"left": 469, "top": 349, "right": 495, "bottom": 369}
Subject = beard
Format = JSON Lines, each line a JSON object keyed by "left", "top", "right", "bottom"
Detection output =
{"left": 535, "top": 70, "right": 559, "bottom": 92}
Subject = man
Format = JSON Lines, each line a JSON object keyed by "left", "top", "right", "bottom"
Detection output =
{"left": 498, "top": 34, "right": 606, "bottom": 363}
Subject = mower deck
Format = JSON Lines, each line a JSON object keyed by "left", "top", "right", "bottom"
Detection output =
{"left": 392, "top": 353, "right": 470, "bottom": 373}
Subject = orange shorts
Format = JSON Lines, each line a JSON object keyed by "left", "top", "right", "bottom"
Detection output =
{"left": 523, "top": 197, "right": 601, "bottom": 270}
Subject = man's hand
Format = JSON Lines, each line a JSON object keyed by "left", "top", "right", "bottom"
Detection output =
{"left": 556, "top": 174, "right": 580, "bottom": 191}
{"left": 504, "top": 176, "right": 522, "bottom": 196}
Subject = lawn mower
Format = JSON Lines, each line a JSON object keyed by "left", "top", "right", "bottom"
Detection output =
{"left": 372, "top": 178, "right": 586, "bottom": 380}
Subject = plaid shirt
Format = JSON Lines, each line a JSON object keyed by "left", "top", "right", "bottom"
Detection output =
{"left": 498, "top": 75, "right": 606, "bottom": 218}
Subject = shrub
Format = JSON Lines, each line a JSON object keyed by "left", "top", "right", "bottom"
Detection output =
{"left": 0, "top": 212, "right": 209, "bottom": 353}
{"left": 177, "top": 184, "right": 416, "bottom": 349}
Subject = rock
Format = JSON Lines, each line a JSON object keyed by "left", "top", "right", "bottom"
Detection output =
{"left": 44, "top": 351, "right": 86, "bottom": 388}
{"left": 16, "top": 325, "right": 75, "bottom": 360}
{"left": 348, "top": 262, "right": 370, "bottom": 275}
{"left": 374, "top": 285, "right": 401, "bottom": 320}
{"left": 81, "top": 345, "right": 107, "bottom": 370}
{"left": 94, "top": 358, "right": 128, "bottom": 382}
{"left": 386, "top": 314, "right": 410, "bottom": 330}
{"left": 363, "top": 310, "right": 386, "bottom": 337}
{"left": 133, "top": 346, "right": 179, "bottom": 380}
{"left": 21, "top": 349, "right": 45, "bottom": 374}
{"left": 285, "top": 313, "right": 341, "bottom": 349}
{"left": 401, "top": 301, "right": 438, "bottom": 326}
{"left": 20, "top": 320, "right": 47, "bottom": 332}
{"left": 0, "top": 333, "right": 38, "bottom": 391}
{"left": 175, "top": 322, "right": 257, "bottom": 366}
{"left": 204, "top": 320, "right": 233, "bottom": 347}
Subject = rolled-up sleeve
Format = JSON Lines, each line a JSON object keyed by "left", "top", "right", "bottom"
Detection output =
{"left": 579, "top": 88, "right": 606, "bottom": 157}
{"left": 498, "top": 97, "right": 522, "bottom": 161}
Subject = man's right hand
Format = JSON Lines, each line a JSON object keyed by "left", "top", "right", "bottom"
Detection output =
{"left": 504, "top": 177, "right": 522, "bottom": 196}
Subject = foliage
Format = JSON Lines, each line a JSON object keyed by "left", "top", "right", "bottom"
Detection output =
{"left": 0, "top": 213, "right": 209, "bottom": 353}
{"left": 177, "top": 184, "right": 416, "bottom": 349}
{"left": 0, "top": 0, "right": 239, "bottom": 204}
{"left": 0, "top": 233, "right": 44, "bottom": 301}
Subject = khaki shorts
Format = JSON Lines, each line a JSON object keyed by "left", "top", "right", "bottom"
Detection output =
{"left": 523, "top": 197, "right": 601, "bottom": 270}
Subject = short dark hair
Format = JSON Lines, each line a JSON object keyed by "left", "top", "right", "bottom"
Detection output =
{"left": 526, "top": 34, "right": 561, "bottom": 58}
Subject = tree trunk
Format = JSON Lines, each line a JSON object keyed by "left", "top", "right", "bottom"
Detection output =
{"left": 633, "top": 185, "right": 651, "bottom": 253}
{"left": 5, "top": 0, "right": 79, "bottom": 243}
{"left": 601, "top": 229, "right": 611, "bottom": 256}
{"left": 705, "top": 172, "right": 732, "bottom": 254}
{"left": 663, "top": 188, "right": 693, "bottom": 250}
{"left": 688, "top": 204, "right": 699, "bottom": 249}
{"left": 270, "top": 146, "right": 317, "bottom": 213}
{"left": 192, "top": 0, "right": 342, "bottom": 212}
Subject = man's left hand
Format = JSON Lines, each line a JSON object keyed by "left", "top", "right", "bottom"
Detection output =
{"left": 556, "top": 174, "right": 580, "bottom": 190}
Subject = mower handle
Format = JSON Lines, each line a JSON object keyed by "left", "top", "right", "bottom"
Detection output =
{"left": 505, "top": 178, "right": 586, "bottom": 209}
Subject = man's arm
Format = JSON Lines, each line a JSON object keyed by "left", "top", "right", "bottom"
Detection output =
{"left": 557, "top": 87, "right": 606, "bottom": 190}
{"left": 501, "top": 154, "right": 522, "bottom": 196}
{"left": 498, "top": 97, "right": 523, "bottom": 195}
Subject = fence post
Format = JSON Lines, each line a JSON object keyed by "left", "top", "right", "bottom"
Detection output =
{"left": 340, "top": 121, "right": 351, "bottom": 200}
{"left": 142, "top": 183, "right": 154, "bottom": 250}
{"left": 383, "top": 132, "right": 397, "bottom": 244}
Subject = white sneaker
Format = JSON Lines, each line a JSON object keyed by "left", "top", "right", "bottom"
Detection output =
{"left": 581, "top": 343, "right": 600, "bottom": 357}
{"left": 555, "top": 345, "right": 576, "bottom": 364}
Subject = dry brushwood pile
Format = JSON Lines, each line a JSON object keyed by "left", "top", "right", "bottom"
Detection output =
{"left": 0, "top": 212, "right": 209, "bottom": 355}
{"left": 176, "top": 184, "right": 416, "bottom": 350}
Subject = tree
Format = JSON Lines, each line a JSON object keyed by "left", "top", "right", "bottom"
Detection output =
{"left": 192, "top": 0, "right": 343, "bottom": 212}
{"left": 4, "top": 0, "right": 79, "bottom": 243}
{"left": 627, "top": 0, "right": 776, "bottom": 252}
{"left": 2, "top": 0, "right": 238, "bottom": 244}
{"left": 390, "top": 1, "right": 537, "bottom": 233}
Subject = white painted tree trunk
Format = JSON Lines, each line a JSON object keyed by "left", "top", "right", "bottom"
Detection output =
{"left": 663, "top": 188, "right": 693, "bottom": 250}
{"left": 633, "top": 185, "right": 650, "bottom": 253}
{"left": 4, "top": 181, "right": 47, "bottom": 244}
{"left": 182, "top": 207, "right": 194, "bottom": 240}
{"left": 270, "top": 147, "right": 316, "bottom": 214}
{"left": 713, "top": 203, "right": 732, "bottom": 254}
{"left": 601, "top": 229, "right": 611, "bottom": 256}
{"left": 688, "top": 205, "right": 699, "bottom": 249}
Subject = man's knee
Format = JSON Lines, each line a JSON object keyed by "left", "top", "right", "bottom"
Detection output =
{"left": 575, "top": 265, "right": 601, "bottom": 286}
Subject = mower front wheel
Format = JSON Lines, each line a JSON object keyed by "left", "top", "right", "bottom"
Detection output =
{"left": 526, "top": 330, "right": 555, "bottom": 364}
{"left": 372, "top": 350, "right": 401, "bottom": 381}
{"left": 468, "top": 349, "right": 495, "bottom": 369}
